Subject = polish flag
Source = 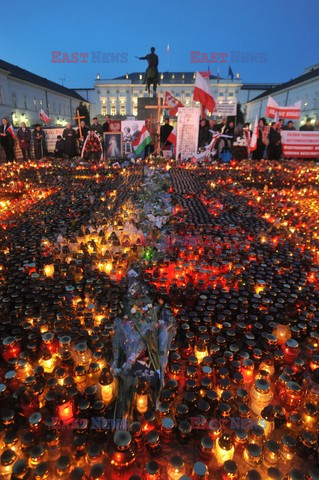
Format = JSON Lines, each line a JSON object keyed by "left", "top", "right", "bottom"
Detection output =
{"left": 250, "top": 116, "right": 258, "bottom": 152}
{"left": 164, "top": 91, "right": 184, "bottom": 116}
{"left": 39, "top": 108, "right": 51, "bottom": 124}
{"left": 7, "top": 125, "right": 16, "bottom": 139}
{"left": 199, "top": 70, "right": 211, "bottom": 79}
{"left": 167, "top": 127, "right": 176, "bottom": 148}
{"left": 193, "top": 72, "right": 216, "bottom": 113}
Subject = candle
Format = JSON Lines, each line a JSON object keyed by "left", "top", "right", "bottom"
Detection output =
{"left": 167, "top": 455, "right": 186, "bottom": 480}
{"left": 215, "top": 434, "right": 234, "bottom": 467}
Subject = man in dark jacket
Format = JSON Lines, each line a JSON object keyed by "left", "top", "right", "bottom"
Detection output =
{"left": 54, "top": 135, "right": 65, "bottom": 159}
{"left": 0, "top": 117, "right": 15, "bottom": 161}
{"left": 300, "top": 118, "right": 314, "bottom": 131}
{"left": 283, "top": 121, "right": 295, "bottom": 131}
{"left": 91, "top": 117, "right": 103, "bottom": 136}
{"left": 63, "top": 123, "right": 77, "bottom": 159}
{"left": 268, "top": 122, "right": 282, "bottom": 160}
{"left": 160, "top": 117, "right": 173, "bottom": 148}
{"left": 33, "top": 124, "right": 47, "bottom": 160}
{"left": 102, "top": 115, "right": 111, "bottom": 133}
{"left": 198, "top": 119, "right": 209, "bottom": 148}
{"left": 17, "top": 122, "right": 31, "bottom": 160}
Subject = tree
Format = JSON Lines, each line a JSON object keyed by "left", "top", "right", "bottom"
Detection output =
{"left": 78, "top": 102, "right": 90, "bottom": 126}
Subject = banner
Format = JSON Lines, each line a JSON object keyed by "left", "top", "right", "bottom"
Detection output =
{"left": 164, "top": 92, "right": 184, "bottom": 117}
{"left": 281, "top": 131, "right": 319, "bottom": 158}
{"left": 215, "top": 99, "right": 237, "bottom": 116}
{"left": 176, "top": 107, "right": 200, "bottom": 161}
{"left": 266, "top": 96, "right": 301, "bottom": 119}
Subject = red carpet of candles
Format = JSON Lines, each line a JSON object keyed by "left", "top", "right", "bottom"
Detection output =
{"left": 0, "top": 158, "right": 319, "bottom": 480}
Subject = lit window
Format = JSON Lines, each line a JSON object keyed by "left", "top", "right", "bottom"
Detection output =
{"left": 133, "top": 108, "right": 138, "bottom": 116}
{"left": 172, "top": 74, "right": 175, "bottom": 79}
{"left": 111, "top": 105, "right": 116, "bottom": 115}
{"left": 120, "top": 105, "right": 126, "bottom": 115}
{"left": 40, "top": 99, "right": 43, "bottom": 107}
{"left": 101, "top": 106, "right": 107, "bottom": 115}
{"left": 161, "top": 73, "right": 164, "bottom": 80}
{"left": 33, "top": 96, "right": 37, "bottom": 110}
{"left": 182, "top": 74, "right": 185, "bottom": 80}
{"left": 139, "top": 74, "right": 143, "bottom": 80}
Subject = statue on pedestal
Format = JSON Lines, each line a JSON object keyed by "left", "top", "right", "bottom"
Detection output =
{"left": 138, "top": 47, "right": 160, "bottom": 97}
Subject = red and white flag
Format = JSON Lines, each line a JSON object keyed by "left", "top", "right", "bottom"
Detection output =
{"left": 7, "top": 125, "right": 16, "bottom": 139}
{"left": 199, "top": 70, "right": 211, "bottom": 79}
{"left": 39, "top": 108, "right": 51, "bottom": 124}
{"left": 164, "top": 91, "right": 184, "bottom": 117}
{"left": 193, "top": 72, "right": 216, "bottom": 113}
{"left": 266, "top": 96, "right": 301, "bottom": 119}
{"left": 167, "top": 127, "right": 176, "bottom": 148}
{"left": 250, "top": 116, "right": 258, "bottom": 152}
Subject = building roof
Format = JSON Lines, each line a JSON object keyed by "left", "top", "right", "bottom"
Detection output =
{"left": 248, "top": 66, "right": 319, "bottom": 103}
{"left": 113, "top": 71, "right": 222, "bottom": 83}
{"left": 242, "top": 83, "right": 279, "bottom": 91}
{"left": 0, "top": 59, "right": 87, "bottom": 102}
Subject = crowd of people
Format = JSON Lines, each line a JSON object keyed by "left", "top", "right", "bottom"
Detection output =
{"left": 0, "top": 116, "right": 113, "bottom": 162}
{"left": 197, "top": 116, "right": 319, "bottom": 161}
{"left": 1, "top": 114, "right": 319, "bottom": 162}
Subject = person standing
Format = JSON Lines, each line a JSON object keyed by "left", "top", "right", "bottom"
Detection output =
{"left": 252, "top": 118, "right": 268, "bottom": 160}
{"left": 160, "top": 117, "right": 173, "bottom": 148}
{"left": 284, "top": 121, "right": 295, "bottom": 131}
{"left": 91, "top": 117, "right": 103, "bottom": 136}
{"left": 33, "top": 124, "right": 47, "bottom": 160}
{"left": 54, "top": 135, "right": 65, "bottom": 159}
{"left": 300, "top": 118, "right": 314, "bottom": 131}
{"left": 17, "top": 122, "right": 31, "bottom": 160}
{"left": 63, "top": 123, "right": 77, "bottom": 159}
{"left": 102, "top": 115, "right": 111, "bottom": 133}
{"left": 77, "top": 120, "right": 89, "bottom": 153}
{"left": 0, "top": 118, "right": 15, "bottom": 162}
{"left": 268, "top": 122, "right": 282, "bottom": 160}
{"left": 198, "top": 118, "right": 209, "bottom": 148}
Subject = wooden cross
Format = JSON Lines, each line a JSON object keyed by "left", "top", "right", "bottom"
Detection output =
{"left": 145, "top": 92, "right": 171, "bottom": 154}
{"left": 73, "top": 109, "right": 85, "bottom": 138}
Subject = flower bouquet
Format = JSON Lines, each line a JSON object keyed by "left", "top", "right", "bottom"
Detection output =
{"left": 232, "top": 136, "right": 248, "bottom": 161}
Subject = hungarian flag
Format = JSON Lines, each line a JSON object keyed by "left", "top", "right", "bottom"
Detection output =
{"left": 167, "top": 127, "right": 176, "bottom": 148}
{"left": 39, "top": 108, "right": 51, "bottom": 124}
{"left": 133, "top": 125, "right": 152, "bottom": 156}
{"left": 250, "top": 116, "right": 258, "bottom": 152}
{"left": 164, "top": 91, "right": 184, "bottom": 116}
{"left": 7, "top": 125, "right": 16, "bottom": 139}
{"left": 193, "top": 72, "right": 216, "bottom": 113}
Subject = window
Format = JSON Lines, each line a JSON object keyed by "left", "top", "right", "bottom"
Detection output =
{"left": 33, "top": 97, "right": 37, "bottom": 110}
{"left": 24, "top": 95, "right": 28, "bottom": 109}
{"left": 120, "top": 105, "right": 126, "bottom": 116}
{"left": 218, "top": 92, "right": 224, "bottom": 97}
{"left": 111, "top": 105, "right": 116, "bottom": 115}
{"left": 101, "top": 106, "right": 107, "bottom": 115}
{"left": 133, "top": 108, "right": 138, "bottom": 116}
{"left": 40, "top": 99, "right": 43, "bottom": 107}
{"left": 228, "top": 92, "right": 234, "bottom": 97}
{"left": 12, "top": 92, "right": 17, "bottom": 107}
{"left": 139, "top": 74, "right": 143, "bottom": 80}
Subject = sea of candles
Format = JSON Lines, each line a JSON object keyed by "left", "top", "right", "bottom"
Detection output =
{"left": 0, "top": 158, "right": 319, "bottom": 479}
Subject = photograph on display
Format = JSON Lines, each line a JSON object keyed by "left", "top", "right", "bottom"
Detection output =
{"left": 104, "top": 132, "right": 122, "bottom": 158}
{"left": 121, "top": 120, "right": 145, "bottom": 156}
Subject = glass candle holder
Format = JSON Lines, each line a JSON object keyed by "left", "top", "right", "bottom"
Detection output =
{"left": 221, "top": 460, "right": 239, "bottom": 480}
{"left": 243, "top": 443, "right": 262, "bottom": 468}
{"left": 0, "top": 449, "right": 17, "bottom": 479}
{"left": 167, "top": 455, "right": 186, "bottom": 480}
{"left": 216, "top": 434, "right": 234, "bottom": 467}
{"left": 144, "top": 460, "right": 161, "bottom": 480}
{"left": 250, "top": 379, "right": 273, "bottom": 416}
{"left": 191, "top": 461, "right": 209, "bottom": 480}
{"left": 145, "top": 430, "right": 162, "bottom": 456}
{"left": 279, "top": 434, "right": 296, "bottom": 462}
{"left": 99, "top": 367, "right": 117, "bottom": 406}
{"left": 109, "top": 430, "right": 137, "bottom": 470}
{"left": 263, "top": 440, "right": 279, "bottom": 467}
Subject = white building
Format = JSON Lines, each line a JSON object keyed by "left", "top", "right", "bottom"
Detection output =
{"left": 75, "top": 72, "right": 277, "bottom": 122}
{"left": 246, "top": 64, "right": 319, "bottom": 127}
{"left": 0, "top": 59, "right": 89, "bottom": 127}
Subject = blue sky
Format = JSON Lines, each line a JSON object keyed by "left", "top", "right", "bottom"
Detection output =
{"left": 1, "top": 0, "right": 318, "bottom": 88}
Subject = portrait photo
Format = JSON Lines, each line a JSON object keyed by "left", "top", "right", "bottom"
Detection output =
{"left": 104, "top": 132, "right": 122, "bottom": 158}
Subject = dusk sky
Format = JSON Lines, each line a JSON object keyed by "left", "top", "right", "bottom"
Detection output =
{"left": 1, "top": 0, "right": 318, "bottom": 88}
